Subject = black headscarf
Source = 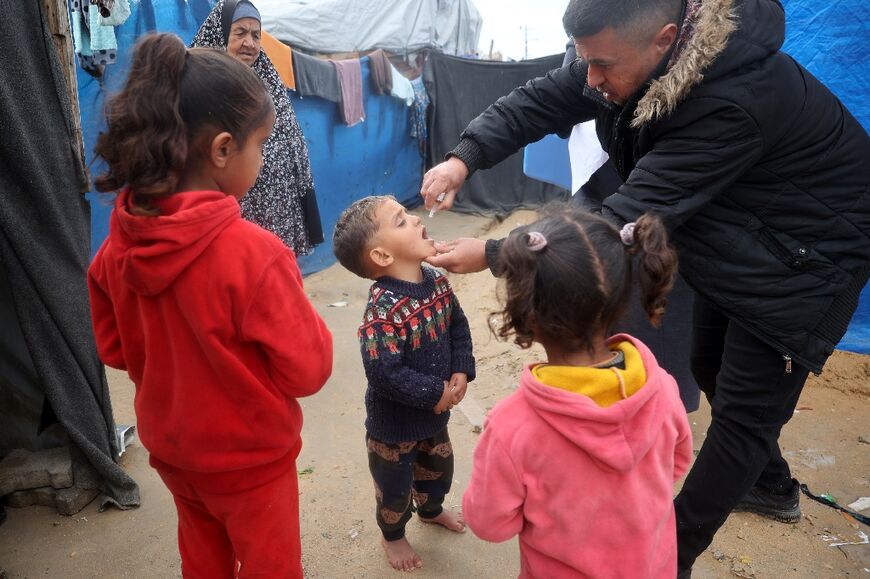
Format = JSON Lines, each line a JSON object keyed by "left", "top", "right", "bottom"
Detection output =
{"left": 220, "top": 0, "right": 261, "bottom": 44}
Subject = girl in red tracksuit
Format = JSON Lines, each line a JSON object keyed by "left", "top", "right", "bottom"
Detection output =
{"left": 87, "top": 33, "right": 332, "bottom": 578}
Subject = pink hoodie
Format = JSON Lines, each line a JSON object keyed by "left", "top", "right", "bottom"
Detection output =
{"left": 463, "top": 335, "right": 693, "bottom": 579}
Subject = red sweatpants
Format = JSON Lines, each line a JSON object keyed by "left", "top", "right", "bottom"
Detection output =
{"left": 157, "top": 464, "right": 302, "bottom": 578}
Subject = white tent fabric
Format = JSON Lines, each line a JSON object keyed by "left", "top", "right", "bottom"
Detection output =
{"left": 257, "top": 0, "right": 482, "bottom": 55}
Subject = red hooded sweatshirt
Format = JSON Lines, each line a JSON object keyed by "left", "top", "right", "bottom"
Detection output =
{"left": 463, "top": 335, "right": 692, "bottom": 578}
{"left": 88, "top": 190, "right": 332, "bottom": 491}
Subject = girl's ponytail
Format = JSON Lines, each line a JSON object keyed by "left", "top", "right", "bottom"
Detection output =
{"left": 94, "top": 33, "right": 189, "bottom": 214}
{"left": 629, "top": 214, "right": 678, "bottom": 327}
{"left": 94, "top": 33, "right": 272, "bottom": 215}
{"left": 490, "top": 228, "right": 545, "bottom": 348}
{"left": 491, "top": 207, "right": 678, "bottom": 353}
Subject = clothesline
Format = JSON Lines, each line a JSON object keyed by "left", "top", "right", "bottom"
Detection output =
{"left": 68, "top": 2, "right": 428, "bottom": 132}
{"left": 270, "top": 40, "right": 421, "bottom": 128}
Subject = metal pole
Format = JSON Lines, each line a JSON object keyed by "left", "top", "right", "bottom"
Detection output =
{"left": 524, "top": 25, "right": 528, "bottom": 60}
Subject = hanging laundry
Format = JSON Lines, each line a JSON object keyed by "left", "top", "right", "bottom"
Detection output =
{"left": 292, "top": 50, "right": 341, "bottom": 103}
{"left": 332, "top": 58, "right": 365, "bottom": 127}
{"left": 368, "top": 49, "right": 392, "bottom": 95}
{"left": 98, "top": 0, "right": 130, "bottom": 26}
{"left": 260, "top": 31, "right": 295, "bottom": 90}
{"left": 409, "top": 77, "right": 430, "bottom": 158}
{"left": 70, "top": 0, "right": 118, "bottom": 75}
{"left": 390, "top": 64, "right": 415, "bottom": 106}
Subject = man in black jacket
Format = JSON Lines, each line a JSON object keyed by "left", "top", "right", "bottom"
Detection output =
{"left": 422, "top": 0, "right": 870, "bottom": 574}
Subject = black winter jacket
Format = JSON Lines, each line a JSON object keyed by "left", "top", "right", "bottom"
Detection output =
{"left": 451, "top": 0, "right": 870, "bottom": 374}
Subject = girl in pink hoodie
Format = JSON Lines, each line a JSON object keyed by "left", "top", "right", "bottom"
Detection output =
{"left": 463, "top": 209, "right": 693, "bottom": 578}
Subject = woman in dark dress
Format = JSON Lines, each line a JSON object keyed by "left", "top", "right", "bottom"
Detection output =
{"left": 192, "top": 0, "right": 321, "bottom": 255}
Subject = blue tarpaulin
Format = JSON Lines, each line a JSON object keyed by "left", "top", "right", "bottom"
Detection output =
{"left": 782, "top": 0, "right": 870, "bottom": 353}
{"left": 781, "top": 0, "right": 870, "bottom": 131}
{"left": 78, "top": 0, "right": 422, "bottom": 276}
{"left": 522, "top": 134, "right": 572, "bottom": 190}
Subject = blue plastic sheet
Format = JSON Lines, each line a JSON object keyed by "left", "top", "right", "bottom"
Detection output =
{"left": 782, "top": 0, "right": 870, "bottom": 354}
{"left": 522, "top": 134, "right": 572, "bottom": 190}
{"left": 79, "top": 0, "right": 422, "bottom": 276}
{"left": 781, "top": 0, "right": 870, "bottom": 131}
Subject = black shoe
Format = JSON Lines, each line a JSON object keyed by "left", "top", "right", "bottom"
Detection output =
{"left": 733, "top": 478, "right": 801, "bottom": 523}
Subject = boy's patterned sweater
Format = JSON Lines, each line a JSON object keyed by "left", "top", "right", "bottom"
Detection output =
{"left": 359, "top": 266, "right": 475, "bottom": 443}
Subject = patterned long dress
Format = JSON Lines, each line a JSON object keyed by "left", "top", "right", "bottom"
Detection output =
{"left": 192, "top": 0, "right": 316, "bottom": 255}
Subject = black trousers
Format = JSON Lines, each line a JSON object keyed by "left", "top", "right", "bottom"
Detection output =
{"left": 675, "top": 298, "right": 810, "bottom": 571}
{"left": 366, "top": 428, "right": 454, "bottom": 541}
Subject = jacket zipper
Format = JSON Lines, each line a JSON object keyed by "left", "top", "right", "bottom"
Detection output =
{"left": 782, "top": 354, "right": 792, "bottom": 374}
{"left": 612, "top": 113, "right": 624, "bottom": 175}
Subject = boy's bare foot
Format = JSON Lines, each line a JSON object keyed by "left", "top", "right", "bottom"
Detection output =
{"left": 382, "top": 537, "right": 423, "bottom": 572}
{"left": 419, "top": 508, "right": 466, "bottom": 533}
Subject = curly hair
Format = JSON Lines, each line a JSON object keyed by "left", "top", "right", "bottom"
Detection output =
{"left": 490, "top": 207, "right": 677, "bottom": 352}
{"left": 94, "top": 33, "right": 273, "bottom": 215}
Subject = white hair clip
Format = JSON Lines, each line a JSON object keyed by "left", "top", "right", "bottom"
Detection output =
{"left": 620, "top": 222, "right": 636, "bottom": 246}
{"left": 527, "top": 231, "right": 548, "bottom": 252}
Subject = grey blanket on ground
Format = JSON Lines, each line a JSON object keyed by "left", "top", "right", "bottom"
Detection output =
{"left": 0, "top": 1, "right": 139, "bottom": 508}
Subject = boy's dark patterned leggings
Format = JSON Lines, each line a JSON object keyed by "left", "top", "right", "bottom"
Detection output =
{"left": 366, "top": 427, "right": 454, "bottom": 541}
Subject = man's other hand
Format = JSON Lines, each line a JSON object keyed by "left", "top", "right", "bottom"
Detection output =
{"left": 425, "top": 238, "right": 488, "bottom": 273}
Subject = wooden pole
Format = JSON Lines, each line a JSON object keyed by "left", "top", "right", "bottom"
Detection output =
{"left": 39, "top": 0, "right": 87, "bottom": 177}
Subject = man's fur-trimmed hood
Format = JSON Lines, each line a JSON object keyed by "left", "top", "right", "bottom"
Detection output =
{"left": 632, "top": 0, "right": 784, "bottom": 128}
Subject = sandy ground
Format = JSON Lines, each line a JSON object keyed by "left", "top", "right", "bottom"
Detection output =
{"left": 1, "top": 209, "right": 869, "bottom": 578}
